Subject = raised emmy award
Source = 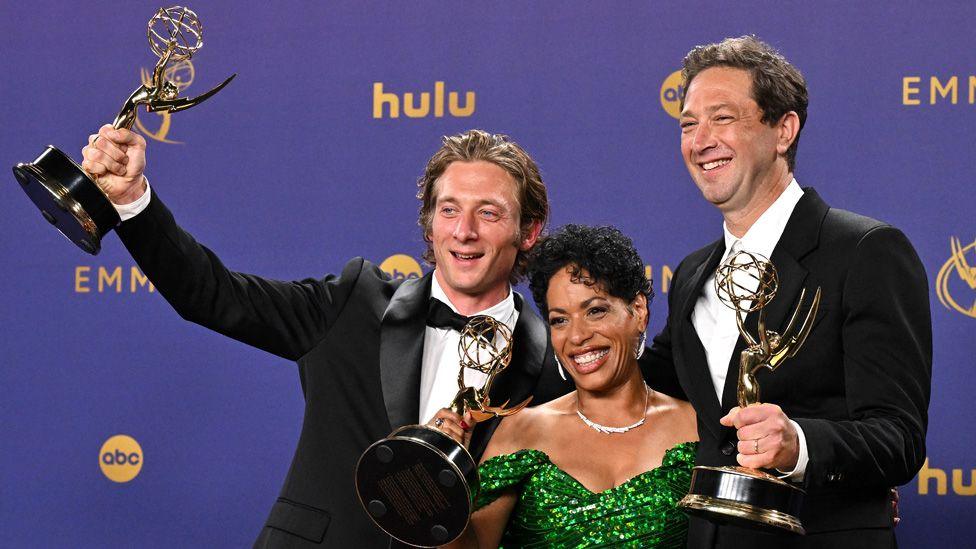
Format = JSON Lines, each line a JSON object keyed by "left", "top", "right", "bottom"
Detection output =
{"left": 356, "top": 316, "right": 530, "bottom": 547}
{"left": 12, "top": 6, "right": 235, "bottom": 254}
{"left": 679, "top": 250, "right": 821, "bottom": 534}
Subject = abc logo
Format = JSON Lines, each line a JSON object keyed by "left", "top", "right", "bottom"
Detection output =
{"left": 660, "top": 69, "right": 685, "bottom": 119}
{"left": 99, "top": 434, "right": 143, "bottom": 483}
{"left": 380, "top": 254, "right": 423, "bottom": 280}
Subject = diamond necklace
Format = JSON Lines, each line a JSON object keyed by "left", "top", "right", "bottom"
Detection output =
{"left": 576, "top": 384, "right": 650, "bottom": 434}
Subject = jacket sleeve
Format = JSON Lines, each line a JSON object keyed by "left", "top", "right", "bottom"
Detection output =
{"left": 796, "top": 226, "right": 932, "bottom": 489}
{"left": 116, "top": 191, "right": 365, "bottom": 361}
{"left": 641, "top": 259, "right": 688, "bottom": 401}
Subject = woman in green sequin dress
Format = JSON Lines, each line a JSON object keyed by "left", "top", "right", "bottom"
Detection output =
{"left": 431, "top": 225, "right": 698, "bottom": 548}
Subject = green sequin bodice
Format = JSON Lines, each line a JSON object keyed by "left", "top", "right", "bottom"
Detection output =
{"left": 474, "top": 441, "right": 697, "bottom": 548}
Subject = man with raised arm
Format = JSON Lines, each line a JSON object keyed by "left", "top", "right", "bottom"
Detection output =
{"left": 82, "top": 127, "right": 573, "bottom": 547}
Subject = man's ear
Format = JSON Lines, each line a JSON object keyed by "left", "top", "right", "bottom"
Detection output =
{"left": 776, "top": 111, "right": 801, "bottom": 156}
{"left": 519, "top": 220, "right": 543, "bottom": 251}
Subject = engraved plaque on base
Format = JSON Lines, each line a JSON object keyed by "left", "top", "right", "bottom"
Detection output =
{"left": 357, "top": 425, "right": 478, "bottom": 546}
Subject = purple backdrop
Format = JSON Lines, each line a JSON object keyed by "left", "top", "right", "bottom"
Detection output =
{"left": 2, "top": 1, "right": 973, "bottom": 546}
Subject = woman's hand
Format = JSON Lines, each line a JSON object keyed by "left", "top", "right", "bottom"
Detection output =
{"left": 427, "top": 408, "right": 474, "bottom": 448}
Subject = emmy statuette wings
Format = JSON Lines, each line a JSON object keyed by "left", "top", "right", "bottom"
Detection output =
{"left": 13, "top": 6, "right": 235, "bottom": 255}
{"left": 678, "top": 250, "right": 821, "bottom": 535}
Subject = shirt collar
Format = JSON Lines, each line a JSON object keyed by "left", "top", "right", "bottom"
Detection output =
{"left": 430, "top": 273, "right": 516, "bottom": 323}
{"left": 723, "top": 179, "right": 804, "bottom": 258}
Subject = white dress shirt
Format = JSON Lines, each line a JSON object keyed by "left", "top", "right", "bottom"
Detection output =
{"left": 691, "top": 180, "right": 809, "bottom": 479}
{"left": 113, "top": 179, "right": 153, "bottom": 220}
{"left": 419, "top": 276, "right": 519, "bottom": 423}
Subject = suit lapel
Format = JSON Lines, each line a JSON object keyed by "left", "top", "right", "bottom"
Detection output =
{"left": 718, "top": 188, "right": 829, "bottom": 410}
{"left": 677, "top": 240, "right": 727, "bottom": 441}
{"left": 468, "top": 292, "right": 547, "bottom": 459}
{"left": 761, "top": 188, "right": 827, "bottom": 334}
{"left": 378, "top": 273, "right": 431, "bottom": 430}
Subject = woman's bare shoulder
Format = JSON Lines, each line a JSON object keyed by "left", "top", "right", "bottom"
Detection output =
{"left": 649, "top": 391, "right": 698, "bottom": 442}
{"left": 480, "top": 392, "right": 576, "bottom": 460}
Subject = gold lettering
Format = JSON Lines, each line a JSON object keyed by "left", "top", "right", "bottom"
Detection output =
{"left": 434, "top": 81, "right": 445, "bottom": 117}
{"left": 374, "top": 83, "right": 475, "bottom": 119}
{"left": 449, "top": 91, "right": 476, "bottom": 117}
{"left": 917, "top": 458, "right": 947, "bottom": 495}
{"left": 930, "top": 76, "right": 958, "bottom": 105}
{"left": 643, "top": 264, "right": 673, "bottom": 295}
{"left": 661, "top": 265, "right": 673, "bottom": 294}
{"left": 98, "top": 266, "right": 123, "bottom": 293}
{"left": 952, "top": 468, "right": 976, "bottom": 496}
{"left": 403, "top": 92, "right": 431, "bottom": 118}
{"left": 75, "top": 266, "right": 91, "bottom": 293}
{"left": 372, "top": 82, "right": 399, "bottom": 118}
{"left": 902, "top": 77, "right": 920, "bottom": 105}
{"left": 130, "top": 267, "right": 155, "bottom": 293}
{"left": 969, "top": 76, "right": 976, "bottom": 104}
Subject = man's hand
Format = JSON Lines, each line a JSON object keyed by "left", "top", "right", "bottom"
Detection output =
{"left": 81, "top": 124, "right": 147, "bottom": 205}
{"left": 720, "top": 403, "right": 799, "bottom": 471}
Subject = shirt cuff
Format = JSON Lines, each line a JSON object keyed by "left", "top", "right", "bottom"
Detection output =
{"left": 776, "top": 419, "right": 808, "bottom": 481}
{"left": 113, "top": 179, "right": 152, "bottom": 221}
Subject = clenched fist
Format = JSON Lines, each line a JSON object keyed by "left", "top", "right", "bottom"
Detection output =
{"left": 81, "top": 124, "right": 147, "bottom": 205}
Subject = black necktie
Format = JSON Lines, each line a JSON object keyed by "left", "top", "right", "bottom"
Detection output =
{"left": 426, "top": 298, "right": 471, "bottom": 332}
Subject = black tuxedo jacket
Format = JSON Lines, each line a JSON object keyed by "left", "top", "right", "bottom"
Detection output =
{"left": 117, "top": 194, "right": 573, "bottom": 548}
{"left": 643, "top": 188, "right": 931, "bottom": 548}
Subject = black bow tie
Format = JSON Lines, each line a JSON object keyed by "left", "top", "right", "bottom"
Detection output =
{"left": 426, "top": 298, "right": 471, "bottom": 332}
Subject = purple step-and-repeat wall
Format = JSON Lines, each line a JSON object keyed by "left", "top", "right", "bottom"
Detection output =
{"left": 2, "top": 1, "right": 973, "bottom": 546}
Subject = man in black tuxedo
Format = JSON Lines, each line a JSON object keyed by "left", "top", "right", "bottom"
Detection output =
{"left": 643, "top": 36, "right": 931, "bottom": 547}
{"left": 81, "top": 128, "right": 573, "bottom": 547}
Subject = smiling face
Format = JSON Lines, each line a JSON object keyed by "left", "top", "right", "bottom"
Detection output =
{"left": 680, "top": 67, "right": 794, "bottom": 217}
{"left": 546, "top": 266, "right": 647, "bottom": 392}
{"left": 430, "top": 161, "right": 540, "bottom": 312}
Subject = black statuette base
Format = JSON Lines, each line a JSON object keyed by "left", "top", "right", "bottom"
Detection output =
{"left": 13, "top": 146, "right": 120, "bottom": 255}
{"left": 356, "top": 425, "right": 478, "bottom": 547}
{"left": 679, "top": 465, "right": 806, "bottom": 535}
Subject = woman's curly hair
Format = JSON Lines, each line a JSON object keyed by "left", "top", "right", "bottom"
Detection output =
{"left": 528, "top": 224, "right": 653, "bottom": 314}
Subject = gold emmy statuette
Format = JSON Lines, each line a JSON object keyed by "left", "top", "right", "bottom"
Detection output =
{"left": 356, "top": 316, "right": 531, "bottom": 547}
{"left": 13, "top": 6, "right": 235, "bottom": 254}
{"left": 678, "top": 250, "right": 821, "bottom": 535}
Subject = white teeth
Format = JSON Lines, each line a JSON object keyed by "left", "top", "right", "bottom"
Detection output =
{"left": 702, "top": 159, "right": 731, "bottom": 171}
{"left": 454, "top": 253, "right": 480, "bottom": 260}
{"left": 573, "top": 349, "right": 609, "bottom": 366}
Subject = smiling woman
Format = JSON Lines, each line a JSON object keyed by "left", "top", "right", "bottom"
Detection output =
{"left": 529, "top": 225, "right": 652, "bottom": 393}
{"left": 430, "top": 225, "right": 699, "bottom": 549}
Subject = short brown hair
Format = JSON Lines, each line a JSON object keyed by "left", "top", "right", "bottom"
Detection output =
{"left": 681, "top": 35, "right": 808, "bottom": 171}
{"left": 417, "top": 129, "right": 549, "bottom": 282}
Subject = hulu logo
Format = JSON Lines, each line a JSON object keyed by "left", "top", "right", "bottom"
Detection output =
{"left": 373, "top": 82, "right": 475, "bottom": 119}
{"left": 917, "top": 458, "right": 976, "bottom": 496}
